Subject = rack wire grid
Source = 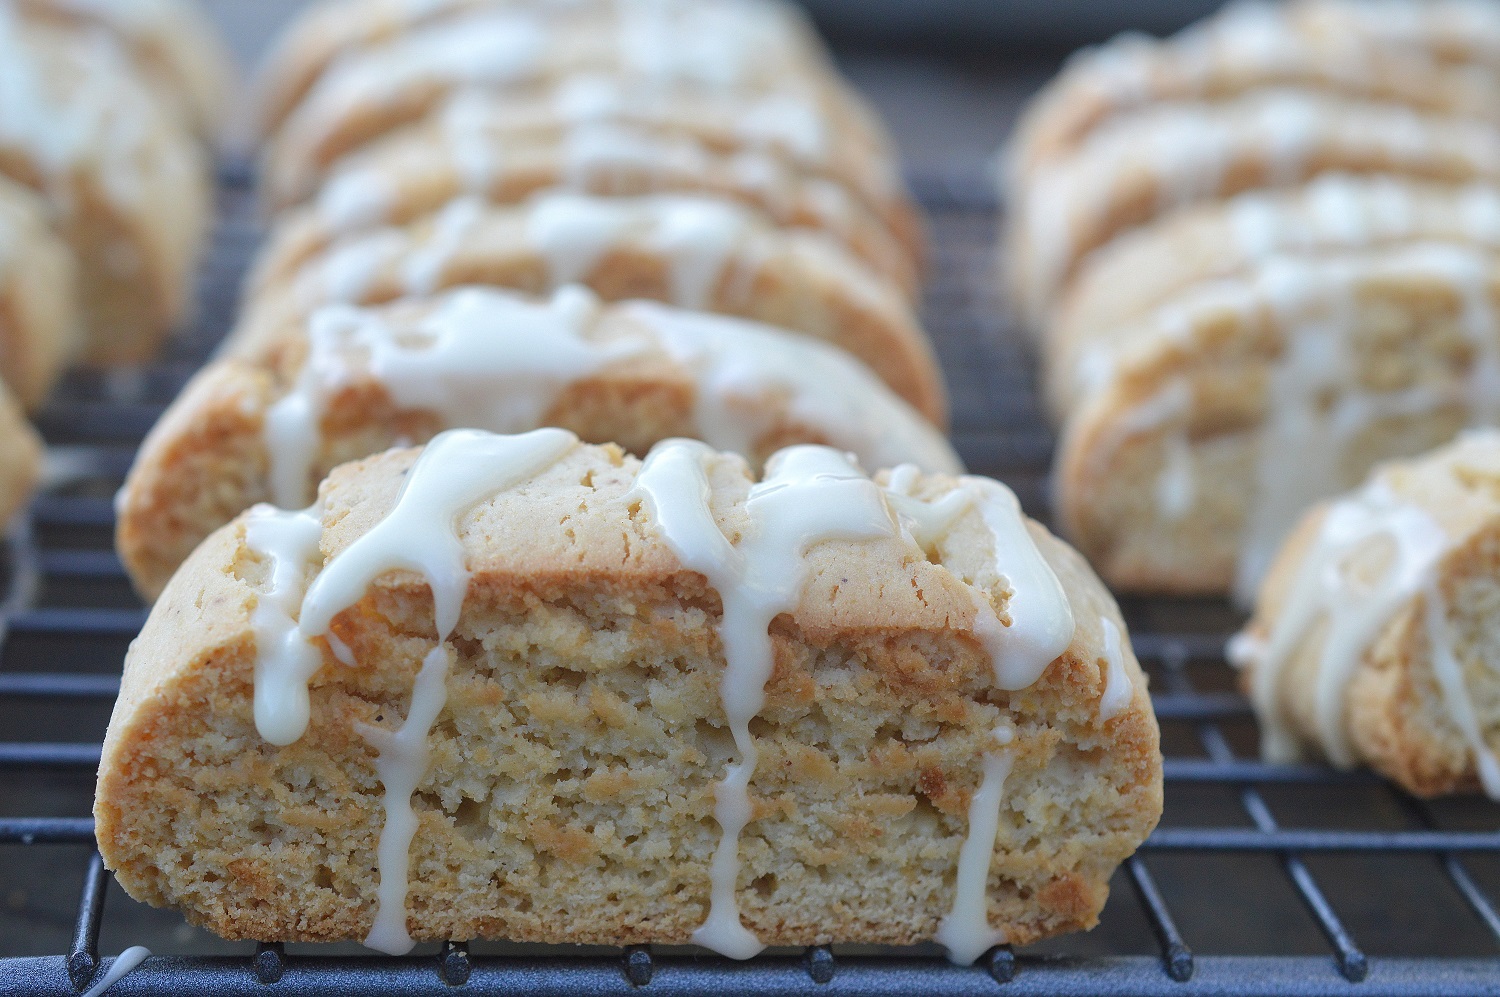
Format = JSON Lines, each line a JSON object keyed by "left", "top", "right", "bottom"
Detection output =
{"left": 1, "top": 151, "right": 1499, "bottom": 996}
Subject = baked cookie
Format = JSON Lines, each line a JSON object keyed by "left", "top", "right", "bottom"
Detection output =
{"left": 259, "top": 3, "right": 889, "bottom": 208}
{"left": 0, "top": 176, "right": 81, "bottom": 411}
{"left": 97, "top": 427, "right": 1161, "bottom": 957}
{"left": 1231, "top": 429, "right": 1500, "bottom": 800}
{"left": 0, "top": 377, "right": 42, "bottom": 526}
{"left": 117, "top": 285, "right": 961, "bottom": 598}
{"left": 1053, "top": 242, "right": 1500, "bottom": 600}
{"left": 16, "top": 0, "right": 233, "bottom": 139}
{"left": 235, "top": 193, "right": 945, "bottom": 425}
{"left": 253, "top": 0, "right": 831, "bottom": 141}
{"left": 0, "top": 10, "right": 211, "bottom": 364}
{"left": 1046, "top": 175, "right": 1500, "bottom": 423}
{"left": 255, "top": 113, "right": 918, "bottom": 301}
{"left": 1007, "top": 89, "right": 1500, "bottom": 327}
{"left": 1291, "top": 0, "right": 1500, "bottom": 72}
{"left": 1005, "top": 0, "right": 1500, "bottom": 192}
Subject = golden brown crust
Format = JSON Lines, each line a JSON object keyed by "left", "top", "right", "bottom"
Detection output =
{"left": 233, "top": 196, "right": 946, "bottom": 425}
{"left": 97, "top": 439, "right": 1161, "bottom": 948}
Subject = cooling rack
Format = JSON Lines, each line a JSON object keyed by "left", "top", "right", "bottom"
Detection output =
{"left": 0, "top": 163, "right": 1497, "bottom": 996}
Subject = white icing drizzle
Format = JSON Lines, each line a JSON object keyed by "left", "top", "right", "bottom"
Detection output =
{"left": 629, "top": 441, "right": 901, "bottom": 958}
{"left": 402, "top": 196, "right": 486, "bottom": 295}
{"left": 1156, "top": 429, "right": 1195, "bottom": 522}
{"left": 1098, "top": 617, "right": 1132, "bottom": 722}
{"left": 525, "top": 193, "right": 754, "bottom": 310}
{"left": 620, "top": 300, "right": 961, "bottom": 474}
{"left": 1237, "top": 480, "right": 1450, "bottom": 767}
{"left": 261, "top": 287, "right": 961, "bottom": 512}
{"left": 243, "top": 427, "right": 578, "bottom": 953}
{"left": 245, "top": 504, "right": 326, "bottom": 747}
{"left": 79, "top": 946, "right": 151, "bottom": 997}
{"left": 932, "top": 727, "right": 1015, "bottom": 966}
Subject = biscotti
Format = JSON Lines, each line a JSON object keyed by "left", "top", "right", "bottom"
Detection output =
{"left": 1007, "top": 89, "right": 1500, "bottom": 327}
{"left": 0, "top": 176, "right": 81, "bottom": 410}
{"left": 258, "top": 2, "right": 895, "bottom": 212}
{"left": 254, "top": 0, "right": 838, "bottom": 144}
{"left": 255, "top": 110, "right": 919, "bottom": 300}
{"left": 117, "top": 285, "right": 961, "bottom": 599}
{"left": 0, "top": 8, "right": 212, "bottom": 365}
{"left": 234, "top": 193, "right": 946, "bottom": 424}
{"left": 1231, "top": 430, "right": 1500, "bottom": 799}
{"left": 16, "top": 0, "right": 233, "bottom": 140}
{"left": 1052, "top": 242, "right": 1500, "bottom": 600}
{"left": 0, "top": 377, "right": 42, "bottom": 526}
{"left": 1005, "top": 0, "right": 1500, "bottom": 193}
{"left": 96, "top": 428, "right": 1161, "bottom": 957}
{"left": 1045, "top": 175, "right": 1500, "bottom": 423}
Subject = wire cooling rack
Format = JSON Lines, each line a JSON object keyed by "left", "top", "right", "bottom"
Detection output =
{"left": 1, "top": 163, "right": 1498, "bottom": 996}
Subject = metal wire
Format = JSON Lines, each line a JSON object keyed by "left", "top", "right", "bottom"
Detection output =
{"left": 1, "top": 170, "right": 1499, "bottom": 997}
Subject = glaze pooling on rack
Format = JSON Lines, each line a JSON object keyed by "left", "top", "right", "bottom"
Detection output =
{"left": 243, "top": 427, "right": 579, "bottom": 953}
{"left": 78, "top": 945, "right": 151, "bottom": 997}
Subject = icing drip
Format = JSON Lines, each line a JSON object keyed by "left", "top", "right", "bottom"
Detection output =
{"left": 360, "top": 643, "right": 453, "bottom": 954}
{"left": 79, "top": 946, "right": 151, "bottom": 997}
{"left": 262, "top": 287, "right": 614, "bottom": 509}
{"left": 1098, "top": 617, "right": 1132, "bottom": 722}
{"left": 1156, "top": 429, "right": 1195, "bottom": 522}
{"left": 630, "top": 441, "right": 900, "bottom": 958}
{"left": 243, "top": 427, "right": 578, "bottom": 953}
{"left": 245, "top": 504, "right": 326, "bottom": 746}
{"left": 1236, "top": 481, "right": 1449, "bottom": 766}
{"left": 402, "top": 196, "right": 485, "bottom": 295}
{"left": 620, "top": 300, "right": 962, "bottom": 474}
{"left": 1423, "top": 582, "right": 1500, "bottom": 800}
{"left": 932, "top": 729, "right": 1015, "bottom": 966}
{"left": 526, "top": 193, "right": 753, "bottom": 309}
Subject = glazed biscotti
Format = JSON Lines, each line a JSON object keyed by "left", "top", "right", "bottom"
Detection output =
{"left": 1006, "top": 0, "right": 1500, "bottom": 193}
{"left": 117, "top": 285, "right": 960, "bottom": 599}
{"left": 1053, "top": 242, "right": 1500, "bottom": 600}
{"left": 259, "top": 1, "right": 890, "bottom": 209}
{"left": 0, "top": 7, "right": 212, "bottom": 365}
{"left": 1045, "top": 175, "right": 1500, "bottom": 422}
{"left": 96, "top": 428, "right": 1161, "bottom": 958}
{"left": 1231, "top": 430, "right": 1500, "bottom": 799}
{"left": 0, "top": 177, "right": 81, "bottom": 411}
{"left": 1007, "top": 89, "right": 1500, "bottom": 327}
{"left": 16, "top": 0, "right": 233, "bottom": 140}
{"left": 235, "top": 193, "right": 945, "bottom": 424}
{"left": 256, "top": 109, "right": 919, "bottom": 299}
{"left": 254, "top": 0, "right": 838, "bottom": 144}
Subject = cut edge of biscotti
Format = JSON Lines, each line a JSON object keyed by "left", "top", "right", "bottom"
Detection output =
{"left": 1231, "top": 429, "right": 1500, "bottom": 800}
{"left": 96, "top": 429, "right": 1162, "bottom": 958}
